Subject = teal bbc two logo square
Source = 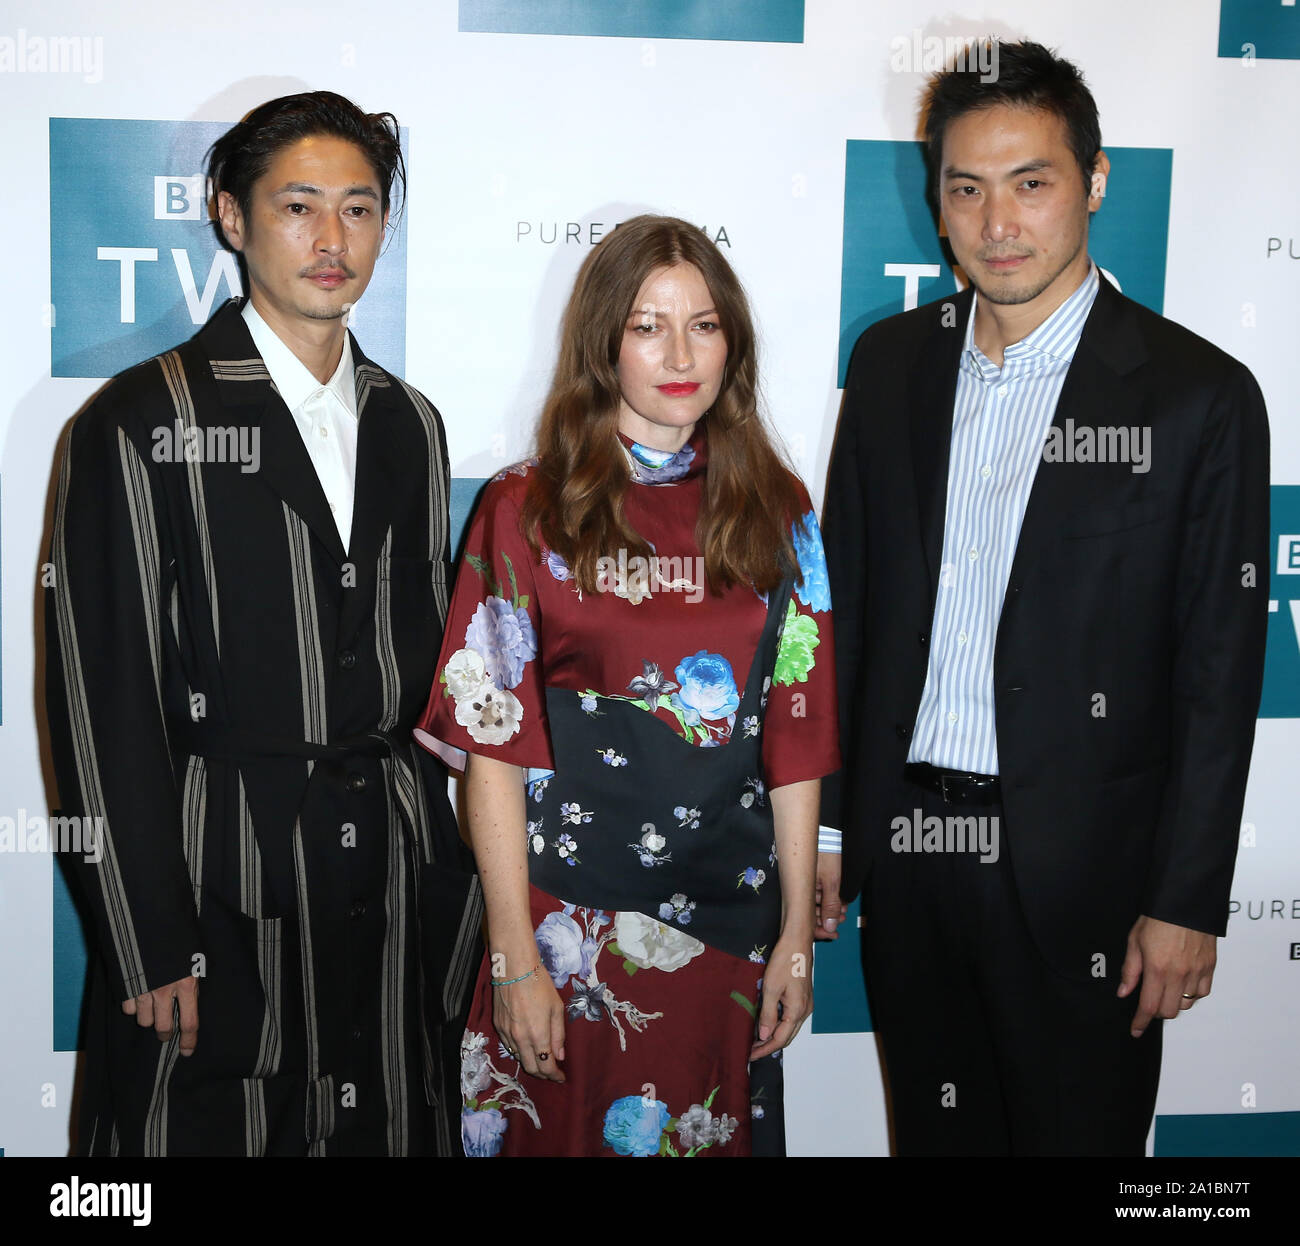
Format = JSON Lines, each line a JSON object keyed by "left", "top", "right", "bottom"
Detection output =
{"left": 1219, "top": 0, "right": 1300, "bottom": 60}
{"left": 836, "top": 140, "right": 1172, "bottom": 384}
{"left": 1261, "top": 486, "right": 1300, "bottom": 717}
{"left": 49, "top": 118, "right": 409, "bottom": 380}
{"left": 458, "top": 0, "right": 804, "bottom": 42}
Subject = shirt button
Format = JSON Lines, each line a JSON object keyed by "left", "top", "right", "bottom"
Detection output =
{"left": 346, "top": 774, "right": 367, "bottom": 793}
{"left": 318, "top": 426, "right": 329, "bottom": 438}
{"left": 338, "top": 650, "right": 356, "bottom": 670}
{"left": 349, "top": 901, "right": 367, "bottom": 920}
{"left": 981, "top": 465, "right": 992, "bottom": 478}
{"left": 947, "top": 711, "right": 958, "bottom": 725}
{"left": 997, "top": 385, "right": 1008, "bottom": 397}
{"left": 968, "top": 548, "right": 979, "bottom": 562}
{"left": 957, "top": 630, "right": 968, "bottom": 646}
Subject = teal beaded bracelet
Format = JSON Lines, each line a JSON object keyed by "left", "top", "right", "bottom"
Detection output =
{"left": 490, "top": 963, "right": 542, "bottom": 988}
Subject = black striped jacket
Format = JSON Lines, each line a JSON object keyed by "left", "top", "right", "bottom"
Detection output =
{"left": 46, "top": 298, "right": 482, "bottom": 1155}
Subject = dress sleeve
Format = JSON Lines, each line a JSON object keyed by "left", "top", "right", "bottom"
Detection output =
{"left": 413, "top": 474, "right": 554, "bottom": 772}
{"left": 762, "top": 485, "right": 840, "bottom": 790}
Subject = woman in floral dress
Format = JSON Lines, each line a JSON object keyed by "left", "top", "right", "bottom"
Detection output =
{"left": 415, "top": 215, "right": 838, "bottom": 1157}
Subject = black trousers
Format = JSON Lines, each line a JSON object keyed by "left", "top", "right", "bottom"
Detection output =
{"left": 860, "top": 776, "right": 1163, "bottom": 1156}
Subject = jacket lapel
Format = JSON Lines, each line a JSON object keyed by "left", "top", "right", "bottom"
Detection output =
{"left": 199, "top": 299, "right": 349, "bottom": 567}
{"left": 1002, "top": 276, "right": 1149, "bottom": 594}
{"left": 911, "top": 288, "right": 971, "bottom": 601}
{"left": 339, "top": 339, "right": 422, "bottom": 638}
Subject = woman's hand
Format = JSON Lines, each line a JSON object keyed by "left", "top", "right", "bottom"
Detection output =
{"left": 749, "top": 933, "right": 813, "bottom": 1060}
{"left": 492, "top": 961, "right": 568, "bottom": 1083}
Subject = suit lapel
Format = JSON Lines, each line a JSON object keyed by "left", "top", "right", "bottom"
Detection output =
{"left": 1002, "top": 276, "right": 1149, "bottom": 593}
{"left": 200, "top": 299, "right": 348, "bottom": 567}
{"left": 911, "top": 289, "right": 971, "bottom": 600}
{"left": 340, "top": 340, "right": 419, "bottom": 638}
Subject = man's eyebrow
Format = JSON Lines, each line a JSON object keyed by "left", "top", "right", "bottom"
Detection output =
{"left": 272, "top": 182, "right": 379, "bottom": 199}
{"left": 942, "top": 159, "right": 1054, "bottom": 181}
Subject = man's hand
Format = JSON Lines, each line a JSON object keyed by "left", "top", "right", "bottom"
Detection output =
{"left": 1117, "top": 915, "right": 1217, "bottom": 1038}
{"left": 814, "top": 852, "right": 845, "bottom": 940}
{"left": 122, "top": 975, "right": 200, "bottom": 1056}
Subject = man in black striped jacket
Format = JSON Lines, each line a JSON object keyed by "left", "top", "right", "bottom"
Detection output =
{"left": 46, "top": 92, "right": 481, "bottom": 1156}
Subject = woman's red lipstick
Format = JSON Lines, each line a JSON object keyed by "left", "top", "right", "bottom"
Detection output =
{"left": 657, "top": 382, "right": 700, "bottom": 396}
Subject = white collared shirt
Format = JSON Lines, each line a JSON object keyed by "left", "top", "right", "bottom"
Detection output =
{"left": 242, "top": 301, "right": 359, "bottom": 550}
{"left": 907, "top": 264, "right": 1102, "bottom": 774}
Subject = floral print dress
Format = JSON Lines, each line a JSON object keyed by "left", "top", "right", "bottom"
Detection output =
{"left": 415, "top": 429, "right": 838, "bottom": 1156}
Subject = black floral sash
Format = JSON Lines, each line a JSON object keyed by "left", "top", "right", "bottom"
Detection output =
{"left": 526, "top": 576, "right": 795, "bottom": 963}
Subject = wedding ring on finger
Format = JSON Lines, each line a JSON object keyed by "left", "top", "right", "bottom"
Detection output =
{"left": 538, "top": 1051, "right": 550, "bottom": 1061}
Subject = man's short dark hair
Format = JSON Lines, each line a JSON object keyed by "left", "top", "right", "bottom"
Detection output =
{"left": 922, "top": 40, "right": 1101, "bottom": 197}
{"left": 207, "top": 91, "right": 405, "bottom": 247}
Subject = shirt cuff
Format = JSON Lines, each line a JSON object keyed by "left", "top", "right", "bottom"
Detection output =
{"left": 817, "top": 825, "right": 842, "bottom": 854}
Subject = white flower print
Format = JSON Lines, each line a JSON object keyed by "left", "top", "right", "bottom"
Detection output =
{"left": 628, "top": 826, "right": 672, "bottom": 868}
{"left": 444, "top": 647, "right": 488, "bottom": 700}
{"left": 613, "top": 911, "right": 705, "bottom": 973}
{"left": 560, "top": 802, "right": 593, "bottom": 826}
{"left": 453, "top": 682, "right": 524, "bottom": 746}
{"left": 553, "top": 832, "right": 580, "bottom": 865}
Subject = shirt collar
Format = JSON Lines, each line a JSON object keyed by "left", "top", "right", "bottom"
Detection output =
{"left": 241, "top": 299, "right": 357, "bottom": 419}
{"left": 961, "top": 262, "right": 1100, "bottom": 379}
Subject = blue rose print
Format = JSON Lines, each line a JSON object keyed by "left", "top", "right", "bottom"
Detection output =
{"left": 461, "top": 1107, "right": 508, "bottom": 1156}
{"left": 792, "top": 510, "right": 832, "bottom": 613}
{"left": 603, "top": 1095, "right": 671, "bottom": 1156}
{"left": 534, "top": 911, "right": 584, "bottom": 987}
{"left": 674, "top": 651, "right": 740, "bottom": 721}
{"left": 465, "top": 596, "right": 537, "bottom": 689}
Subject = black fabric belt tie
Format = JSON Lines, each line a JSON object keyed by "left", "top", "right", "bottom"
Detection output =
{"left": 172, "top": 719, "right": 404, "bottom": 763}
{"left": 904, "top": 762, "right": 1002, "bottom": 806}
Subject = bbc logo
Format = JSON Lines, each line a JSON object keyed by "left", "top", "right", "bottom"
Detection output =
{"left": 1278, "top": 535, "right": 1300, "bottom": 577}
{"left": 154, "top": 175, "right": 205, "bottom": 221}
{"left": 1291, "top": 943, "right": 1300, "bottom": 961}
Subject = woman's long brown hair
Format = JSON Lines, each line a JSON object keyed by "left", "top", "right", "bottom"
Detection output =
{"left": 520, "top": 214, "right": 801, "bottom": 595}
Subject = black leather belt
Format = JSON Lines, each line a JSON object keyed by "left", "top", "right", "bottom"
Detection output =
{"left": 904, "top": 762, "right": 1002, "bottom": 805}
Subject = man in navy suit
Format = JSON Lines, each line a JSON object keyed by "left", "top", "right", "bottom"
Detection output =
{"left": 819, "top": 41, "right": 1269, "bottom": 1155}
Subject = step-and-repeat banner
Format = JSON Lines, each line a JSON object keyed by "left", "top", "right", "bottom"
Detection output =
{"left": 1, "top": 0, "right": 1296, "bottom": 1157}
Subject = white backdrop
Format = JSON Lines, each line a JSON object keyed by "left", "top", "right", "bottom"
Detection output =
{"left": 1, "top": 0, "right": 1296, "bottom": 1157}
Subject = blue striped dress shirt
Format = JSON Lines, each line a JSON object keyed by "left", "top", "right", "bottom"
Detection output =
{"left": 907, "top": 264, "right": 1101, "bottom": 775}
